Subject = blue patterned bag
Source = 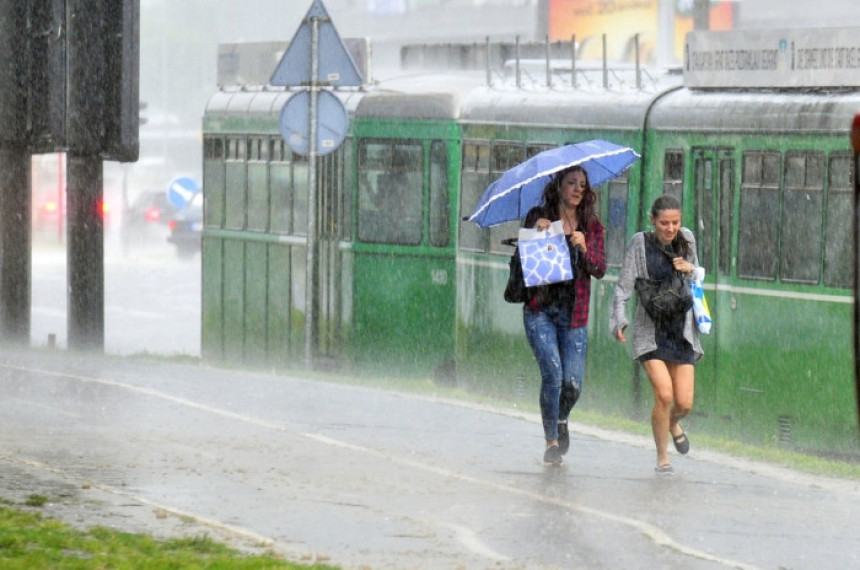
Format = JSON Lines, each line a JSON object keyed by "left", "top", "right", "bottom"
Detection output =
{"left": 517, "top": 221, "right": 574, "bottom": 288}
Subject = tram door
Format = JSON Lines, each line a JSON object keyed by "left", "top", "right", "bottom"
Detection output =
{"left": 692, "top": 147, "right": 734, "bottom": 418}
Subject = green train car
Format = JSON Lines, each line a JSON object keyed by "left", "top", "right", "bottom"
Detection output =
{"left": 202, "top": 35, "right": 860, "bottom": 455}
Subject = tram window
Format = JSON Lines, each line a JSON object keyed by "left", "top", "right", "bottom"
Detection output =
{"left": 247, "top": 169, "right": 268, "bottom": 233}
{"left": 663, "top": 150, "right": 684, "bottom": 201}
{"left": 269, "top": 139, "right": 292, "bottom": 235}
{"left": 357, "top": 141, "right": 422, "bottom": 245}
{"left": 293, "top": 153, "right": 309, "bottom": 236}
{"left": 718, "top": 159, "right": 734, "bottom": 276}
{"left": 224, "top": 136, "right": 247, "bottom": 231}
{"left": 203, "top": 136, "right": 226, "bottom": 229}
{"left": 429, "top": 141, "right": 449, "bottom": 248}
{"left": 459, "top": 141, "right": 490, "bottom": 252}
{"left": 489, "top": 142, "right": 525, "bottom": 253}
{"left": 492, "top": 142, "right": 525, "bottom": 173}
{"left": 204, "top": 138, "right": 224, "bottom": 159}
{"left": 526, "top": 143, "right": 554, "bottom": 158}
{"left": 738, "top": 151, "right": 780, "bottom": 280}
{"left": 824, "top": 153, "right": 854, "bottom": 288}
{"left": 605, "top": 176, "right": 628, "bottom": 268}
{"left": 781, "top": 152, "right": 824, "bottom": 283}
{"left": 694, "top": 155, "right": 714, "bottom": 276}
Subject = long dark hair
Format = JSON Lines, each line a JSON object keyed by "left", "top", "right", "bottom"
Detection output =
{"left": 650, "top": 194, "right": 691, "bottom": 258}
{"left": 540, "top": 165, "right": 598, "bottom": 232}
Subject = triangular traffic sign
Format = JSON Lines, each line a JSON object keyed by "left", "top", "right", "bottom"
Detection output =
{"left": 270, "top": 0, "right": 363, "bottom": 87}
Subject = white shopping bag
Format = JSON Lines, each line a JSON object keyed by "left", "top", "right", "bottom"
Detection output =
{"left": 517, "top": 220, "right": 574, "bottom": 288}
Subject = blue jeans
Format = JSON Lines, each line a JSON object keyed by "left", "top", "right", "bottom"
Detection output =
{"left": 523, "top": 305, "right": 587, "bottom": 441}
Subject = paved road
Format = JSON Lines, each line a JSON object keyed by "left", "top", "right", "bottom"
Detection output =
{"left": 31, "top": 243, "right": 201, "bottom": 357}
{"left": 0, "top": 348, "right": 857, "bottom": 570}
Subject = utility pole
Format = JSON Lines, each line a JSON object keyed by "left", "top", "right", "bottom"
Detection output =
{"left": 0, "top": 4, "right": 31, "bottom": 345}
{"left": 694, "top": 0, "right": 710, "bottom": 30}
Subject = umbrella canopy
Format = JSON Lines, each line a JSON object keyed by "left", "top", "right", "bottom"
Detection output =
{"left": 465, "top": 139, "right": 640, "bottom": 228}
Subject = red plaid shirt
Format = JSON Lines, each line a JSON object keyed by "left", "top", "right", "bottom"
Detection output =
{"left": 523, "top": 210, "right": 606, "bottom": 328}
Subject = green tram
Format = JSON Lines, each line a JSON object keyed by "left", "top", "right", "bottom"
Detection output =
{"left": 201, "top": 52, "right": 860, "bottom": 454}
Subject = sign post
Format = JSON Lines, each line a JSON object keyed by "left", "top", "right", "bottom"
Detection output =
{"left": 270, "top": 0, "right": 362, "bottom": 369}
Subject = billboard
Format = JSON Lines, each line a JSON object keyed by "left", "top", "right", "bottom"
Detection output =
{"left": 548, "top": 0, "right": 734, "bottom": 64}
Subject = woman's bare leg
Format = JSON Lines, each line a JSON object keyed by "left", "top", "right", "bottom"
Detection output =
{"left": 668, "top": 363, "right": 695, "bottom": 438}
{"left": 642, "top": 360, "right": 674, "bottom": 467}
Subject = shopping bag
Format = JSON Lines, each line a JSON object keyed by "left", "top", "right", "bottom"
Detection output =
{"left": 517, "top": 220, "right": 574, "bottom": 287}
{"left": 690, "top": 267, "right": 712, "bottom": 334}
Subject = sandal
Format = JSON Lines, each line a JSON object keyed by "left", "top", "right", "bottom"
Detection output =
{"left": 672, "top": 431, "right": 690, "bottom": 455}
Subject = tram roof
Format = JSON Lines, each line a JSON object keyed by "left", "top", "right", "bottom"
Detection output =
{"left": 204, "top": 88, "right": 365, "bottom": 120}
{"left": 648, "top": 88, "right": 860, "bottom": 133}
{"left": 354, "top": 71, "right": 487, "bottom": 120}
{"left": 459, "top": 85, "right": 677, "bottom": 130}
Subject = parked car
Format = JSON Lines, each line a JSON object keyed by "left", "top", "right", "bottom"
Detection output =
{"left": 167, "top": 192, "right": 202, "bottom": 259}
{"left": 120, "top": 190, "right": 175, "bottom": 253}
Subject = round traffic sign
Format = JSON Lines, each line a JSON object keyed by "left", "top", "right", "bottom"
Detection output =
{"left": 278, "top": 90, "right": 348, "bottom": 157}
{"left": 167, "top": 176, "right": 200, "bottom": 209}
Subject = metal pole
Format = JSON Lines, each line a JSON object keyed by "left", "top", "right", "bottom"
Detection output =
{"left": 66, "top": 154, "right": 104, "bottom": 351}
{"left": 66, "top": 0, "right": 106, "bottom": 352}
{"left": 515, "top": 35, "right": 521, "bottom": 89}
{"left": 0, "top": 3, "right": 31, "bottom": 345}
{"left": 304, "top": 15, "right": 320, "bottom": 369}
{"left": 485, "top": 36, "right": 491, "bottom": 86}
{"left": 851, "top": 113, "right": 860, "bottom": 427}
{"left": 0, "top": 149, "right": 31, "bottom": 344}
{"left": 545, "top": 35, "right": 551, "bottom": 88}
{"left": 635, "top": 33, "right": 642, "bottom": 90}
{"left": 602, "top": 33, "right": 608, "bottom": 89}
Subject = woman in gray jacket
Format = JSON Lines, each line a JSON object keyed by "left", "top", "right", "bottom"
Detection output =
{"left": 610, "top": 195, "right": 703, "bottom": 475}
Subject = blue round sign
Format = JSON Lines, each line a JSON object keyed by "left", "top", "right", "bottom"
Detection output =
{"left": 279, "top": 90, "right": 348, "bottom": 157}
{"left": 167, "top": 176, "right": 200, "bottom": 209}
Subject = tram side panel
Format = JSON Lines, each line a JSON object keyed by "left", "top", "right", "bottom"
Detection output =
{"left": 350, "top": 119, "right": 460, "bottom": 380}
{"left": 646, "top": 94, "right": 859, "bottom": 452}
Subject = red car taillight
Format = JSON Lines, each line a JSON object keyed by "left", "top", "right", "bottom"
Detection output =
{"left": 144, "top": 206, "right": 161, "bottom": 222}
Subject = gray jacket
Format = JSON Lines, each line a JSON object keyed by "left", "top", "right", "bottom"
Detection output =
{"left": 609, "top": 228, "right": 703, "bottom": 362}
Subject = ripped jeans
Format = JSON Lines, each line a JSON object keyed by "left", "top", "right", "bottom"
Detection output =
{"left": 523, "top": 305, "right": 587, "bottom": 441}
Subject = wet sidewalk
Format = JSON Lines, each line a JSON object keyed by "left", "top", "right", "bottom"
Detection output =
{"left": 0, "top": 348, "right": 857, "bottom": 569}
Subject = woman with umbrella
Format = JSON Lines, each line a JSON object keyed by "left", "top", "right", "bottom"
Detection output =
{"left": 522, "top": 165, "right": 606, "bottom": 465}
{"left": 466, "top": 140, "right": 637, "bottom": 465}
{"left": 610, "top": 194, "right": 703, "bottom": 475}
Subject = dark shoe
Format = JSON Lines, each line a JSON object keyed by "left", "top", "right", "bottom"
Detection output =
{"left": 557, "top": 421, "right": 570, "bottom": 455}
{"left": 654, "top": 464, "right": 675, "bottom": 476}
{"left": 543, "top": 444, "right": 562, "bottom": 465}
{"left": 672, "top": 431, "right": 690, "bottom": 455}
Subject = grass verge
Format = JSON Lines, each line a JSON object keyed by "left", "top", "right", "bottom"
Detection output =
{"left": 0, "top": 504, "right": 337, "bottom": 569}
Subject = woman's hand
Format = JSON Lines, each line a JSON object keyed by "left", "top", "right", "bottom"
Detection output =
{"left": 570, "top": 230, "right": 586, "bottom": 253}
{"left": 672, "top": 257, "right": 693, "bottom": 274}
{"left": 535, "top": 218, "right": 551, "bottom": 231}
{"left": 615, "top": 325, "right": 627, "bottom": 343}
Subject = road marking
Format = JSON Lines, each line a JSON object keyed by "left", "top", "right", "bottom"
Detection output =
{"left": 3, "top": 363, "right": 763, "bottom": 570}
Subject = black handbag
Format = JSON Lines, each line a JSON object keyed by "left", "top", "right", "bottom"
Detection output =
{"left": 504, "top": 248, "right": 527, "bottom": 303}
{"left": 634, "top": 235, "right": 692, "bottom": 321}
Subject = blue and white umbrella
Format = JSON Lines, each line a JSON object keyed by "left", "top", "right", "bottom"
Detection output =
{"left": 465, "top": 139, "right": 640, "bottom": 228}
